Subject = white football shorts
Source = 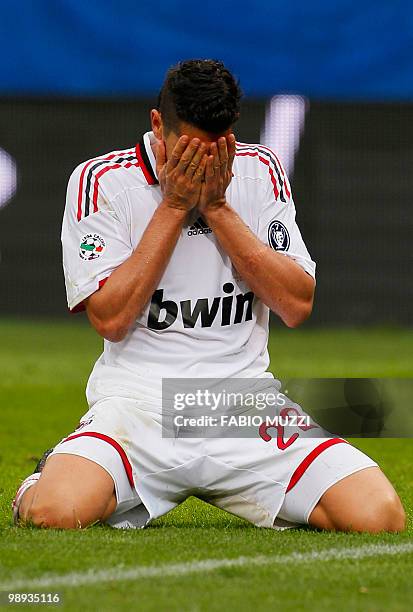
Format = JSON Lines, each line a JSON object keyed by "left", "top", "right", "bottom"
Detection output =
{"left": 50, "top": 387, "right": 377, "bottom": 530}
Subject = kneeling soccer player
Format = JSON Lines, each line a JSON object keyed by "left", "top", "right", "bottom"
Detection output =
{"left": 14, "top": 60, "right": 405, "bottom": 532}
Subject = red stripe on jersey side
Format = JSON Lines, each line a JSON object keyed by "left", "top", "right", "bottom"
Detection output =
{"left": 69, "top": 277, "right": 109, "bottom": 314}
{"left": 92, "top": 160, "right": 140, "bottom": 213}
{"left": 135, "top": 143, "right": 156, "bottom": 185}
{"left": 63, "top": 431, "right": 134, "bottom": 487}
{"left": 236, "top": 143, "right": 290, "bottom": 201}
{"left": 284, "top": 175, "right": 291, "bottom": 199}
{"left": 258, "top": 145, "right": 286, "bottom": 177}
{"left": 236, "top": 151, "right": 279, "bottom": 199}
{"left": 259, "top": 145, "right": 291, "bottom": 198}
{"left": 77, "top": 154, "right": 118, "bottom": 222}
{"left": 123, "top": 162, "right": 140, "bottom": 169}
{"left": 268, "top": 150, "right": 291, "bottom": 198}
{"left": 286, "top": 438, "right": 349, "bottom": 493}
{"left": 92, "top": 163, "right": 121, "bottom": 212}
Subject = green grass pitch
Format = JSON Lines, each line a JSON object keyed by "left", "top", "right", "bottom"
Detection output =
{"left": 0, "top": 320, "right": 412, "bottom": 611}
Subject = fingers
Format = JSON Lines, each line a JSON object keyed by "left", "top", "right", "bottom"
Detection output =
{"left": 210, "top": 135, "right": 235, "bottom": 178}
{"left": 192, "top": 154, "right": 208, "bottom": 182}
{"left": 175, "top": 138, "right": 203, "bottom": 174}
{"left": 166, "top": 134, "right": 236, "bottom": 179}
{"left": 226, "top": 133, "right": 236, "bottom": 174}
{"left": 185, "top": 142, "right": 207, "bottom": 178}
{"left": 167, "top": 136, "right": 190, "bottom": 170}
{"left": 217, "top": 137, "right": 229, "bottom": 177}
{"left": 209, "top": 142, "right": 221, "bottom": 175}
{"left": 205, "top": 154, "right": 215, "bottom": 180}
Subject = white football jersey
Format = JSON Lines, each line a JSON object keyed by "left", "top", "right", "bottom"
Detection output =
{"left": 61, "top": 131, "right": 315, "bottom": 390}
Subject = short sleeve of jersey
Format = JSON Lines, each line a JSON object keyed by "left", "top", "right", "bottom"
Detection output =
{"left": 61, "top": 163, "right": 133, "bottom": 312}
{"left": 257, "top": 153, "right": 316, "bottom": 279}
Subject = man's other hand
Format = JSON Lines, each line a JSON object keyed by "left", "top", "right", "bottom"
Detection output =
{"left": 198, "top": 134, "right": 236, "bottom": 213}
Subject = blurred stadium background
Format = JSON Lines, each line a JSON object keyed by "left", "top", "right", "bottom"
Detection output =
{"left": 0, "top": 0, "right": 412, "bottom": 326}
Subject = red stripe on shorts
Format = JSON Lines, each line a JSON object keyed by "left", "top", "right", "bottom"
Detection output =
{"left": 63, "top": 431, "right": 134, "bottom": 487}
{"left": 286, "top": 438, "right": 349, "bottom": 493}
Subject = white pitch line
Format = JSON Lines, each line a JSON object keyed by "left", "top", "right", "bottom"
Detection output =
{"left": 1, "top": 542, "right": 412, "bottom": 591}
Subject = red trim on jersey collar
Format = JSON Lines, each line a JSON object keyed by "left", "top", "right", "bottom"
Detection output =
{"left": 136, "top": 138, "right": 158, "bottom": 185}
{"left": 63, "top": 431, "right": 135, "bottom": 488}
{"left": 286, "top": 438, "right": 349, "bottom": 493}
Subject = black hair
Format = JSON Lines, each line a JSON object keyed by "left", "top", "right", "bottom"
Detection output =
{"left": 157, "top": 59, "right": 242, "bottom": 134}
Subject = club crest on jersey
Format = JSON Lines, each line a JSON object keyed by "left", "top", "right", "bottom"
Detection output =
{"left": 79, "top": 234, "right": 106, "bottom": 260}
{"left": 268, "top": 220, "right": 290, "bottom": 252}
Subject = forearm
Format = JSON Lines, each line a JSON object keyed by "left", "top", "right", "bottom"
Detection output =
{"left": 86, "top": 201, "right": 187, "bottom": 341}
{"left": 204, "top": 203, "right": 315, "bottom": 327}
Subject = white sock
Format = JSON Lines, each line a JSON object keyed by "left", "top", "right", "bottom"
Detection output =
{"left": 12, "top": 472, "right": 41, "bottom": 522}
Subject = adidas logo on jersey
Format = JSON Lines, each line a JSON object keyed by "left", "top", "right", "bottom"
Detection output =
{"left": 187, "top": 217, "right": 212, "bottom": 236}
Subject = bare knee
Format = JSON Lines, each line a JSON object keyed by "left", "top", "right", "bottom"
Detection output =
{"left": 360, "top": 491, "right": 406, "bottom": 533}
{"left": 24, "top": 489, "right": 116, "bottom": 529}
{"left": 19, "top": 454, "right": 117, "bottom": 529}
{"left": 26, "top": 499, "right": 84, "bottom": 529}
{"left": 310, "top": 467, "right": 406, "bottom": 533}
